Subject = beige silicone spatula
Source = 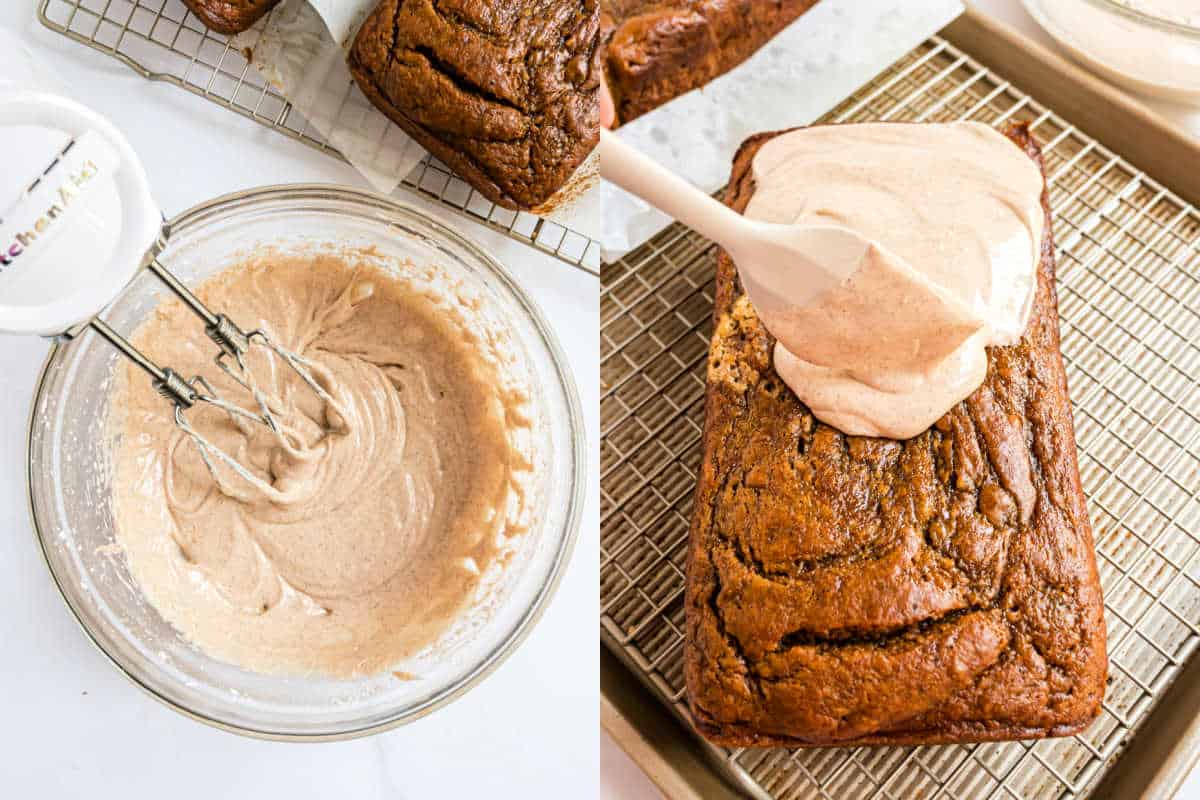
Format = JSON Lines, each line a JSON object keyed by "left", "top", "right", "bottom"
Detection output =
{"left": 597, "top": 128, "right": 986, "bottom": 348}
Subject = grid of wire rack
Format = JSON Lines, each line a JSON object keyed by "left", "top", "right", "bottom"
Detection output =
{"left": 37, "top": 0, "right": 600, "bottom": 274}
{"left": 600, "top": 34, "right": 1200, "bottom": 800}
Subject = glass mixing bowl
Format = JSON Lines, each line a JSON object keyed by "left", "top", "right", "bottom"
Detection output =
{"left": 25, "top": 185, "right": 585, "bottom": 739}
{"left": 1024, "top": 0, "right": 1200, "bottom": 104}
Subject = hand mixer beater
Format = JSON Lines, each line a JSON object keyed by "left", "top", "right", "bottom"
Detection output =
{"left": 1, "top": 90, "right": 343, "bottom": 490}
{"left": 83, "top": 256, "right": 344, "bottom": 490}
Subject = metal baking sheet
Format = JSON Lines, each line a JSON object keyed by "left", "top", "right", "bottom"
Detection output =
{"left": 601, "top": 12, "right": 1200, "bottom": 800}
{"left": 37, "top": 0, "right": 601, "bottom": 273}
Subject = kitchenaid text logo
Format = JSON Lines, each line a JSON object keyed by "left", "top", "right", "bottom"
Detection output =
{"left": 0, "top": 130, "right": 121, "bottom": 287}
{"left": 0, "top": 156, "right": 101, "bottom": 273}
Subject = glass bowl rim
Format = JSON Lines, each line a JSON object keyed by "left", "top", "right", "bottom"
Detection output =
{"left": 24, "top": 183, "right": 587, "bottom": 741}
{"left": 1029, "top": 0, "right": 1200, "bottom": 38}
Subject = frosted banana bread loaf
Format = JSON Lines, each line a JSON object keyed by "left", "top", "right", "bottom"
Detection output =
{"left": 684, "top": 123, "right": 1107, "bottom": 747}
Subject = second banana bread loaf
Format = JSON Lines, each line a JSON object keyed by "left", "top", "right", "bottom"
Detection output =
{"left": 602, "top": 0, "right": 821, "bottom": 123}
{"left": 349, "top": 0, "right": 601, "bottom": 211}
{"left": 182, "top": 0, "right": 280, "bottom": 34}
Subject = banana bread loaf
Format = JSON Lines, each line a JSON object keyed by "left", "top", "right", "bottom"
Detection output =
{"left": 602, "top": 0, "right": 821, "bottom": 124}
{"left": 349, "top": 0, "right": 601, "bottom": 211}
{"left": 182, "top": 0, "right": 280, "bottom": 34}
{"left": 685, "top": 123, "right": 1107, "bottom": 747}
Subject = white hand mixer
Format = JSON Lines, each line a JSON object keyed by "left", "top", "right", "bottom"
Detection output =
{"left": 0, "top": 90, "right": 338, "bottom": 484}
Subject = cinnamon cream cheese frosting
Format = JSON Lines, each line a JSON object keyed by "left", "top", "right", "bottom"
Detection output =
{"left": 741, "top": 121, "right": 1045, "bottom": 439}
{"left": 109, "top": 252, "right": 534, "bottom": 678}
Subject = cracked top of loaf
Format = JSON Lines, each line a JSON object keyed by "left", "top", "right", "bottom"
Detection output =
{"left": 684, "top": 123, "right": 1107, "bottom": 747}
{"left": 349, "top": 0, "right": 600, "bottom": 211}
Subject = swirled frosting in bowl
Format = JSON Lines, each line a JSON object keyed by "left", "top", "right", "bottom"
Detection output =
{"left": 109, "top": 251, "right": 534, "bottom": 678}
{"left": 741, "top": 121, "right": 1045, "bottom": 439}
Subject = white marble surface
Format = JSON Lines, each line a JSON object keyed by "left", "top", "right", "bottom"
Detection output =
{"left": 601, "top": 729, "right": 662, "bottom": 800}
{"left": 0, "top": 2, "right": 597, "bottom": 797}
{"left": 601, "top": 1, "right": 1200, "bottom": 797}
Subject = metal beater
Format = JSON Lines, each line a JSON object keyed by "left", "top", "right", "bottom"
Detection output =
{"left": 76, "top": 256, "right": 341, "bottom": 488}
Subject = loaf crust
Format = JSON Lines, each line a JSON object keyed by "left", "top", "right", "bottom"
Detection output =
{"left": 348, "top": 0, "right": 601, "bottom": 211}
{"left": 684, "top": 124, "right": 1107, "bottom": 747}
{"left": 182, "top": 0, "right": 280, "bottom": 34}
{"left": 602, "top": 0, "right": 820, "bottom": 124}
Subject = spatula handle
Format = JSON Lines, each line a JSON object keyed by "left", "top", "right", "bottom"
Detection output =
{"left": 598, "top": 129, "right": 746, "bottom": 249}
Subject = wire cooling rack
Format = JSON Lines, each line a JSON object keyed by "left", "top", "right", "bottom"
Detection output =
{"left": 37, "top": 0, "right": 600, "bottom": 274}
{"left": 600, "top": 35, "right": 1200, "bottom": 800}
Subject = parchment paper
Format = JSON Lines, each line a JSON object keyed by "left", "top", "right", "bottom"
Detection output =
{"left": 236, "top": 0, "right": 601, "bottom": 239}
{"left": 602, "top": 0, "right": 965, "bottom": 260}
